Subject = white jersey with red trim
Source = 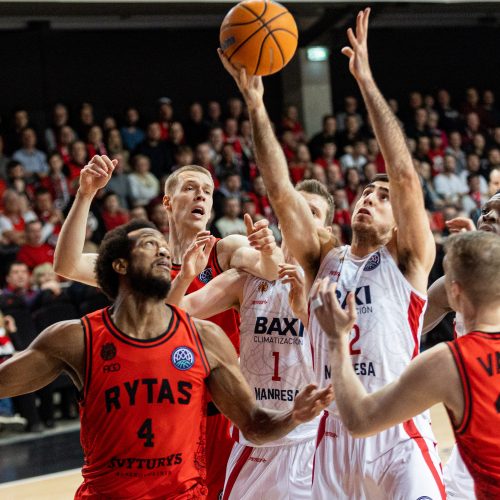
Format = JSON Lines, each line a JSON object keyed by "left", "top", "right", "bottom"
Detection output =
{"left": 309, "top": 245, "right": 436, "bottom": 458}
{"left": 233, "top": 273, "right": 319, "bottom": 447}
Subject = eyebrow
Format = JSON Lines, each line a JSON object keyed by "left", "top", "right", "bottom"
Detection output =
{"left": 364, "top": 184, "right": 390, "bottom": 194}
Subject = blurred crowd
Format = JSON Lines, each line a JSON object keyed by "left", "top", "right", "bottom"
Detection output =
{"left": 0, "top": 85, "right": 499, "bottom": 433}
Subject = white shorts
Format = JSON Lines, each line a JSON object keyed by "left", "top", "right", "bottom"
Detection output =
{"left": 222, "top": 438, "right": 315, "bottom": 500}
{"left": 444, "top": 445, "right": 476, "bottom": 499}
{"left": 312, "top": 412, "right": 446, "bottom": 500}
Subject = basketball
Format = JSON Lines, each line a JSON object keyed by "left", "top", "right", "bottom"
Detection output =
{"left": 220, "top": 0, "right": 298, "bottom": 76}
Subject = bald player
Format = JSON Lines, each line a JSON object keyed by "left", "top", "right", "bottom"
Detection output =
{"left": 219, "top": 8, "right": 443, "bottom": 498}
{"left": 54, "top": 155, "right": 284, "bottom": 500}
{"left": 312, "top": 231, "right": 500, "bottom": 500}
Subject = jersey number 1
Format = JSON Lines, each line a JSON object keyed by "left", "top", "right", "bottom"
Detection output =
{"left": 137, "top": 418, "right": 154, "bottom": 447}
{"left": 272, "top": 352, "right": 281, "bottom": 381}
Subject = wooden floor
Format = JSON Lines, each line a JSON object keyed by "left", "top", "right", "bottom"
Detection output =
{"left": 0, "top": 405, "right": 455, "bottom": 499}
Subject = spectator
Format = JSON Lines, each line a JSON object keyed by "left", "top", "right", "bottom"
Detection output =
{"left": 135, "top": 121, "right": 174, "bottom": 179}
{"left": 213, "top": 172, "right": 243, "bottom": 219}
{"left": 482, "top": 89, "right": 500, "bottom": 128}
{"left": 184, "top": 101, "right": 210, "bottom": 147}
{"left": 214, "top": 197, "right": 246, "bottom": 238}
{"left": 326, "top": 163, "right": 343, "bottom": 192}
{"left": 289, "top": 143, "right": 313, "bottom": 185}
{"left": 100, "top": 192, "right": 129, "bottom": 231}
{"left": 86, "top": 125, "right": 107, "bottom": 158}
{"left": 206, "top": 100, "right": 222, "bottom": 127}
{"left": 281, "top": 104, "right": 305, "bottom": 142}
{"left": 208, "top": 125, "right": 225, "bottom": 164}
{"left": 75, "top": 102, "right": 95, "bottom": 141}
{"left": 461, "top": 173, "right": 489, "bottom": 217}
{"left": 337, "top": 114, "right": 364, "bottom": 154}
{"left": 486, "top": 147, "right": 500, "bottom": 173}
{"left": 340, "top": 140, "right": 368, "bottom": 173}
{"left": 460, "top": 86, "right": 483, "bottom": 118}
{"left": 428, "top": 131, "right": 446, "bottom": 174}
{"left": 148, "top": 202, "right": 169, "bottom": 237}
{"left": 336, "top": 95, "right": 363, "bottom": 133}
{"left": 32, "top": 187, "right": 64, "bottom": 244}
{"left": 280, "top": 130, "right": 297, "bottom": 163}
{"left": 227, "top": 97, "right": 244, "bottom": 121}
{"left": 0, "top": 135, "right": 11, "bottom": 180}
{"left": 246, "top": 175, "right": 274, "bottom": 223}
{"left": 172, "top": 145, "right": 194, "bottom": 171}
{"left": 406, "top": 107, "right": 429, "bottom": 140}
{"left": 56, "top": 125, "right": 77, "bottom": 164}
{"left": 305, "top": 163, "right": 327, "bottom": 185}
{"left": 462, "top": 111, "right": 485, "bottom": 146}
{"left": 4, "top": 109, "right": 31, "bottom": 155}
{"left": 223, "top": 118, "right": 243, "bottom": 155}
{"left": 314, "top": 141, "right": 339, "bottom": 170}
{"left": 459, "top": 153, "right": 489, "bottom": 195}
{"left": 106, "top": 128, "right": 130, "bottom": 170}
{"left": 215, "top": 143, "right": 242, "bottom": 180}
{"left": 436, "top": 88, "right": 460, "bottom": 131}
{"left": 344, "top": 167, "right": 363, "bottom": 208}
{"left": 12, "top": 128, "right": 49, "bottom": 179}
{"left": 129, "top": 205, "right": 149, "bottom": 221}
{"left": 489, "top": 167, "right": 500, "bottom": 196}
{"left": 105, "top": 153, "right": 133, "bottom": 209}
{"left": 44, "top": 103, "right": 69, "bottom": 152}
{"left": 308, "top": 114, "right": 337, "bottom": 160}
{"left": 417, "top": 160, "right": 444, "bottom": 212}
{"left": 362, "top": 162, "right": 378, "bottom": 184}
{"left": 66, "top": 140, "right": 89, "bottom": 188}
{"left": 16, "top": 220, "right": 55, "bottom": 270}
{"left": 128, "top": 154, "right": 160, "bottom": 207}
{"left": 0, "top": 190, "right": 29, "bottom": 248}
{"left": 120, "top": 107, "right": 145, "bottom": 152}
{"left": 445, "top": 130, "right": 467, "bottom": 174}
{"left": 433, "top": 154, "right": 467, "bottom": 205}
{"left": 5, "top": 160, "right": 32, "bottom": 198}
{"left": 83, "top": 213, "right": 99, "bottom": 253}
{"left": 168, "top": 121, "right": 186, "bottom": 152}
{"left": 102, "top": 115, "right": 117, "bottom": 133}
{"left": 366, "top": 137, "right": 385, "bottom": 173}
{"left": 157, "top": 97, "right": 174, "bottom": 140}
{"left": 194, "top": 142, "right": 218, "bottom": 187}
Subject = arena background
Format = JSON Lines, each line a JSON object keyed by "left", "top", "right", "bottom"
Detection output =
{"left": 0, "top": 1, "right": 498, "bottom": 497}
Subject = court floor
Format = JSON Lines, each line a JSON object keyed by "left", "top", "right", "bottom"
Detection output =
{"left": 0, "top": 404, "right": 455, "bottom": 499}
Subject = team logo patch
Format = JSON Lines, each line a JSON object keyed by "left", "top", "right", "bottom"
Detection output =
{"left": 257, "top": 281, "right": 269, "bottom": 294}
{"left": 198, "top": 267, "right": 213, "bottom": 284}
{"left": 171, "top": 346, "right": 195, "bottom": 371}
{"left": 100, "top": 342, "right": 117, "bottom": 361}
{"left": 417, "top": 497, "right": 433, "bottom": 500}
{"left": 364, "top": 252, "right": 381, "bottom": 271}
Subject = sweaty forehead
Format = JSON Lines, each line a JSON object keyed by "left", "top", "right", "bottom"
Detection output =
{"left": 178, "top": 171, "right": 213, "bottom": 188}
{"left": 128, "top": 228, "right": 166, "bottom": 242}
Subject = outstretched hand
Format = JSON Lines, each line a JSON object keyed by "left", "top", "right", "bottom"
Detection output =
{"left": 181, "top": 231, "right": 217, "bottom": 281}
{"left": 79, "top": 155, "right": 117, "bottom": 196}
{"left": 341, "top": 8, "right": 373, "bottom": 84}
{"left": 292, "top": 383, "right": 334, "bottom": 423}
{"left": 445, "top": 217, "right": 476, "bottom": 233}
{"left": 245, "top": 214, "right": 277, "bottom": 255}
{"left": 218, "top": 48, "right": 264, "bottom": 111}
{"left": 310, "top": 277, "right": 357, "bottom": 342}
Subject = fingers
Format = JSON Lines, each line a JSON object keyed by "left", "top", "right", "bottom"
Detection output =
{"left": 341, "top": 47, "right": 354, "bottom": 59}
{"left": 346, "top": 27, "right": 358, "bottom": 50}
{"left": 203, "top": 236, "right": 217, "bottom": 257}
{"left": 346, "top": 291, "right": 357, "bottom": 322}
{"left": 244, "top": 213, "right": 254, "bottom": 235}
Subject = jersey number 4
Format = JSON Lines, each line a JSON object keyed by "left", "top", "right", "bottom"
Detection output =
{"left": 137, "top": 418, "right": 154, "bottom": 447}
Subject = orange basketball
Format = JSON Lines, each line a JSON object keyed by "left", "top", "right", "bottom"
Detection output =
{"left": 220, "top": 0, "right": 298, "bottom": 76}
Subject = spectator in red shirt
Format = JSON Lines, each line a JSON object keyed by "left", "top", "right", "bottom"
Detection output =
{"left": 281, "top": 104, "right": 305, "bottom": 142}
{"left": 289, "top": 143, "right": 313, "bottom": 185}
{"left": 56, "top": 125, "right": 77, "bottom": 165}
{"left": 314, "top": 141, "right": 339, "bottom": 170}
{"left": 86, "top": 125, "right": 107, "bottom": 158}
{"left": 66, "top": 140, "right": 88, "bottom": 190}
{"left": 194, "top": 142, "right": 219, "bottom": 188}
{"left": 100, "top": 192, "right": 129, "bottom": 231}
{"left": 16, "top": 220, "right": 54, "bottom": 270}
{"left": 157, "top": 97, "right": 174, "bottom": 140}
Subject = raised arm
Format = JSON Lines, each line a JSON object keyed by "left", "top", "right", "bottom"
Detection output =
{"left": 343, "top": 9, "right": 435, "bottom": 290}
{"left": 54, "top": 156, "right": 116, "bottom": 286}
{"left": 0, "top": 320, "right": 84, "bottom": 398}
{"left": 218, "top": 50, "right": 324, "bottom": 285}
{"left": 423, "top": 276, "right": 453, "bottom": 334}
{"left": 310, "top": 278, "right": 462, "bottom": 437}
{"left": 197, "top": 319, "right": 333, "bottom": 445}
{"left": 218, "top": 214, "right": 284, "bottom": 281}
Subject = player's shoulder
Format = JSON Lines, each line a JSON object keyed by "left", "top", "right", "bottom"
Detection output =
{"left": 33, "top": 320, "right": 84, "bottom": 353}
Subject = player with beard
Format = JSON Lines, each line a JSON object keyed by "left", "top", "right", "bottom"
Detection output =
{"left": 423, "top": 191, "right": 500, "bottom": 499}
{"left": 219, "top": 7, "right": 444, "bottom": 498}
{"left": 0, "top": 220, "right": 332, "bottom": 499}
{"left": 311, "top": 231, "right": 500, "bottom": 500}
{"left": 54, "top": 155, "right": 283, "bottom": 500}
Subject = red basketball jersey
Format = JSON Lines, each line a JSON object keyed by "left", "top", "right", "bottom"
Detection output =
{"left": 171, "top": 240, "right": 240, "bottom": 353}
{"left": 447, "top": 331, "right": 500, "bottom": 500}
{"left": 76, "top": 306, "right": 210, "bottom": 499}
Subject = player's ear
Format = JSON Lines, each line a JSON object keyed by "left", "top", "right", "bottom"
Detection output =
{"left": 163, "top": 195, "right": 172, "bottom": 211}
{"left": 112, "top": 258, "right": 128, "bottom": 275}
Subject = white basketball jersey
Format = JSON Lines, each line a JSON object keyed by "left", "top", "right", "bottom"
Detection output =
{"left": 233, "top": 273, "right": 319, "bottom": 447}
{"left": 309, "top": 245, "right": 436, "bottom": 458}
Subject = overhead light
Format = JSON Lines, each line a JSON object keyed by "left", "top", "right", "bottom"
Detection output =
{"left": 306, "top": 46, "right": 329, "bottom": 62}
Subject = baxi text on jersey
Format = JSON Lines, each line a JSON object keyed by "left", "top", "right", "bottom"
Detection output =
{"left": 255, "top": 387, "right": 299, "bottom": 401}
{"left": 253, "top": 317, "right": 304, "bottom": 337}
{"left": 336, "top": 285, "right": 373, "bottom": 314}
{"left": 104, "top": 378, "right": 192, "bottom": 413}
{"left": 324, "top": 362, "right": 376, "bottom": 379}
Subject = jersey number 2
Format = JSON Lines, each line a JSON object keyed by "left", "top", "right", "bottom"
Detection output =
{"left": 349, "top": 325, "right": 361, "bottom": 355}
{"left": 137, "top": 418, "right": 154, "bottom": 447}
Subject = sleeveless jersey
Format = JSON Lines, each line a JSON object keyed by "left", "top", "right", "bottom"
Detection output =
{"left": 232, "top": 273, "right": 319, "bottom": 447}
{"left": 447, "top": 331, "right": 500, "bottom": 500}
{"left": 171, "top": 239, "right": 240, "bottom": 353}
{"left": 78, "top": 306, "right": 210, "bottom": 499}
{"left": 309, "top": 245, "right": 434, "bottom": 458}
